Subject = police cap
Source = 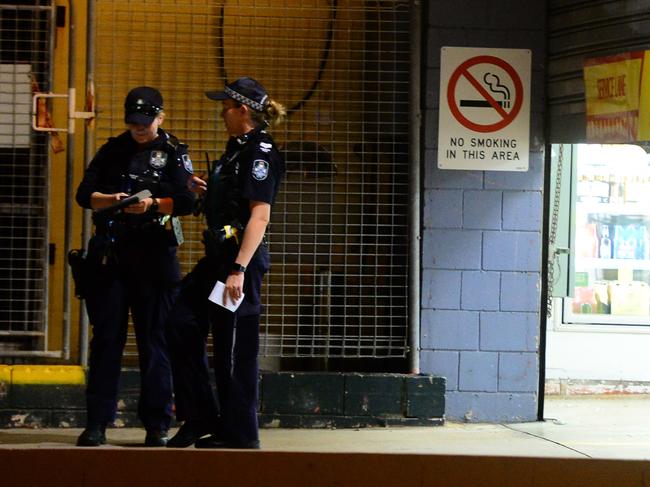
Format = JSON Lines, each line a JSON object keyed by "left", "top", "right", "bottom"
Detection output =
{"left": 124, "top": 86, "right": 163, "bottom": 125}
{"left": 206, "top": 77, "right": 269, "bottom": 112}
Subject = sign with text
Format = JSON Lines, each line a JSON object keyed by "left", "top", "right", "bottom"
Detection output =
{"left": 438, "top": 47, "right": 531, "bottom": 171}
{"left": 583, "top": 51, "right": 650, "bottom": 143}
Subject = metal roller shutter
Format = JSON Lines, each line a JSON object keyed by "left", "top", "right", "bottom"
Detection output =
{"left": 547, "top": 0, "right": 650, "bottom": 142}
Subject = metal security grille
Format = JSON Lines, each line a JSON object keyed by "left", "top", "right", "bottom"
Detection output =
{"left": 0, "top": 2, "right": 52, "bottom": 355}
{"left": 93, "top": 0, "right": 411, "bottom": 361}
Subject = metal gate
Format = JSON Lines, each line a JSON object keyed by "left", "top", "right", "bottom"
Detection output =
{"left": 0, "top": 2, "right": 53, "bottom": 356}
{"left": 93, "top": 0, "right": 412, "bottom": 362}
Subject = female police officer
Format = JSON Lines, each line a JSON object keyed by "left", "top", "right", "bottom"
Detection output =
{"left": 75, "top": 86, "right": 195, "bottom": 447}
{"left": 165, "top": 77, "right": 285, "bottom": 449}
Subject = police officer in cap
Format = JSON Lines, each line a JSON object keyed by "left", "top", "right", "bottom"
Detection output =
{"left": 166, "top": 77, "right": 286, "bottom": 449}
{"left": 75, "top": 86, "right": 195, "bottom": 447}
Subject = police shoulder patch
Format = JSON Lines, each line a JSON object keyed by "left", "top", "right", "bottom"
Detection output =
{"left": 181, "top": 153, "right": 193, "bottom": 174}
{"left": 252, "top": 159, "right": 269, "bottom": 181}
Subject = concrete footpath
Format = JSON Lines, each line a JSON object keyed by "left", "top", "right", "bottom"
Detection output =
{"left": 0, "top": 395, "right": 649, "bottom": 459}
{"left": 2, "top": 396, "right": 650, "bottom": 487}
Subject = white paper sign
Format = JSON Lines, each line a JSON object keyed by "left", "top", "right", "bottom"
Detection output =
{"left": 437, "top": 47, "right": 531, "bottom": 171}
{"left": 208, "top": 280, "right": 244, "bottom": 312}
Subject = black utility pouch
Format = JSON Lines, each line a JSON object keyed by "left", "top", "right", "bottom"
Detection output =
{"left": 67, "top": 249, "right": 88, "bottom": 299}
{"left": 202, "top": 228, "right": 222, "bottom": 260}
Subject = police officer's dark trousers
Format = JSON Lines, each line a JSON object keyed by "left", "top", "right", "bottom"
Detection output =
{"left": 167, "top": 251, "right": 266, "bottom": 445}
{"left": 84, "top": 230, "right": 176, "bottom": 432}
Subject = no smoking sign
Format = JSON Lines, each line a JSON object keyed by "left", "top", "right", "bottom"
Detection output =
{"left": 438, "top": 47, "right": 531, "bottom": 171}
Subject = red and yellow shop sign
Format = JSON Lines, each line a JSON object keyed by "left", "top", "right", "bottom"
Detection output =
{"left": 583, "top": 51, "right": 650, "bottom": 142}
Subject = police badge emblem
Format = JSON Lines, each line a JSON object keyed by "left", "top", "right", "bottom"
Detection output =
{"left": 149, "top": 150, "right": 168, "bottom": 169}
{"left": 252, "top": 159, "right": 269, "bottom": 181}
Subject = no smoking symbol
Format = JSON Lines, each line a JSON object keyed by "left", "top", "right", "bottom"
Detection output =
{"left": 447, "top": 55, "right": 523, "bottom": 133}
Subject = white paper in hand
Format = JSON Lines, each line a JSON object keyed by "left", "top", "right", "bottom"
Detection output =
{"left": 208, "top": 280, "right": 244, "bottom": 312}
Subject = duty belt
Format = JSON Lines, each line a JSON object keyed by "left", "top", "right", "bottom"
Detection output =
{"left": 203, "top": 225, "right": 267, "bottom": 255}
{"left": 218, "top": 225, "right": 268, "bottom": 246}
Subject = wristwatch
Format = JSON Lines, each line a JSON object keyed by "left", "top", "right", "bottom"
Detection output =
{"left": 231, "top": 262, "right": 246, "bottom": 274}
{"left": 150, "top": 197, "right": 159, "bottom": 213}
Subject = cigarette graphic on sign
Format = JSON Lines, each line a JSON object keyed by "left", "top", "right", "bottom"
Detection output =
{"left": 460, "top": 73, "right": 511, "bottom": 109}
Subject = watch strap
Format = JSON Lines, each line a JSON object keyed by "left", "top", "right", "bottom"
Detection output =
{"left": 231, "top": 262, "right": 246, "bottom": 273}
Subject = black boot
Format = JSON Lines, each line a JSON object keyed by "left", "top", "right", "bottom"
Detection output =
{"left": 166, "top": 420, "right": 213, "bottom": 448}
{"left": 144, "top": 429, "right": 169, "bottom": 447}
{"left": 194, "top": 435, "right": 260, "bottom": 450}
{"left": 76, "top": 423, "right": 106, "bottom": 447}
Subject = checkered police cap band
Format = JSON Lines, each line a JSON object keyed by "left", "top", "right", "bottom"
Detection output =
{"left": 206, "top": 77, "right": 270, "bottom": 112}
{"left": 224, "top": 85, "right": 268, "bottom": 112}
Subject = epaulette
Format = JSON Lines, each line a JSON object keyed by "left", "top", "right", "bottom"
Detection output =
{"left": 165, "top": 132, "right": 186, "bottom": 151}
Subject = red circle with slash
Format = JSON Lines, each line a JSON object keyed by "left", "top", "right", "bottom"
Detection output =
{"left": 447, "top": 55, "right": 523, "bottom": 133}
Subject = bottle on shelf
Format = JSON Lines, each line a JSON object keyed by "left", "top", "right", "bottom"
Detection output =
{"left": 613, "top": 224, "right": 638, "bottom": 259}
{"left": 599, "top": 225, "right": 611, "bottom": 259}
{"left": 638, "top": 224, "right": 650, "bottom": 260}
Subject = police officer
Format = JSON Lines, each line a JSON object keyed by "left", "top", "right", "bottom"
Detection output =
{"left": 165, "top": 77, "right": 285, "bottom": 449}
{"left": 75, "top": 86, "right": 195, "bottom": 447}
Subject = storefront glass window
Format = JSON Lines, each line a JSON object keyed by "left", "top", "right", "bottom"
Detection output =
{"left": 566, "top": 144, "right": 650, "bottom": 325}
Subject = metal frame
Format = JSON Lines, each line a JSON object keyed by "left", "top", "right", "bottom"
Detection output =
{"left": 0, "top": 2, "right": 58, "bottom": 358}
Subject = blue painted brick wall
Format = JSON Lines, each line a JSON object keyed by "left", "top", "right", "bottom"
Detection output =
{"left": 420, "top": 0, "right": 545, "bottom": 422}
{"left": 461, "top": 271, "right": 500, "bottom": 311}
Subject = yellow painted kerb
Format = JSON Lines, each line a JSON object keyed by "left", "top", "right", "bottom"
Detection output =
{"left": 0, "top": 365, "right": 11, "bottom": 383}
{"left": 10, "top": 366, "right": 85, "bottom": 385}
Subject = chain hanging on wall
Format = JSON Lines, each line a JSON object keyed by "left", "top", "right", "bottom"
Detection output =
{"left": 546, "top": 144, "right": 564, "bottom": 318}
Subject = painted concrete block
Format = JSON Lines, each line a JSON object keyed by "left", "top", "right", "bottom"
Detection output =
{"left": 488, "top": 0, "right": 546, "bottom": 29}
{"left": 503, "top": 192, "right": 542, "bottom": 231}
{"left": 261, "top": 372, "right": 344, "bottom": 415}
{"left": 480, "top": 312, "right": 538, "bottom": 352}
{"left": 429, "top": 0, "right": 489, "bottom": 28}
{"left": 11, "top": 366, "right": 85, "bottom": 385}
{"left": 0, "top": 366, "right": 10, "bottom": 408}
{"left": 421, "top": 309, "right": 479, "bottom": 351}
{"left": 459, "top": 351, "right": 498, "bottom": 392}
{"left": 445, "top": 391, "right": 537, "bottom": 422}
{"left": 424, "top": 189, "right": 463, "bottom": 229}
{"left": 499, "top": 352, "right": 539, "bottom": 393}
{"left": 463, "top": 191, "right": 502, "bottom": 230}
{"left": 483, "top": 231, "right": 541, "bottom": 272}
{"left": 530, "top": 115, "right": 545, "bottom": 152}
{"left": 405, "top": 375, "right": 446, "bottom": 418}
{"left": 427, "top": 29, "right": 471, "bottom": 69}
{"left": 500, "top": 272, "right": 541, "bottom": 312}
{"left": 422, "top": 269, "right": 461, "bottom": 309}
{"left": 424, "top": 109, "right": 439, "bottom": 150}
{"left": 423, "top": 229, "right": 482, "bottom": 270}
{"left": 506, "top": 31, "right": 546, "bottom": 71}
{"left": 420, "top": 350, "right": 460, "bottom": 391}
{"left": 344, "top": 374, "right": 403, "bottom": 417}
{"left": 10, "top": 384, "right": 85, "bottom": 410}
{"left": 466, "top": 29, "right": 508, "bottom": 47}
{"left": 424, "top": 150, "right": 484, "bottom": 189}
{"left": 484, "top": 151, "right": 543, "bottom": 191}
{"left": 425, "top": 68, "right": 440, "bottom": 108}
{"left": 461, "top": 271, "right": 500, "bottom": 311}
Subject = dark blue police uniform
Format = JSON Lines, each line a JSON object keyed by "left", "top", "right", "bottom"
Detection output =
{"left": 166, "top": 125, "right": 284, "bottom": 448}
{"left": 75, "top": 128, "right": 194, "bottom": 440}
